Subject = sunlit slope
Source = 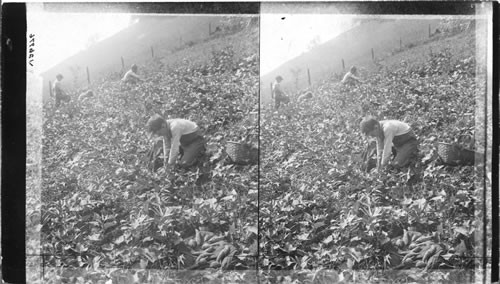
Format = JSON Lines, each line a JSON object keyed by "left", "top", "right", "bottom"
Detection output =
{"left": 41, "top": 16, "right": 226, "bottom": 99}
{"left": 260, "top": 18, "right": 442, "bottom": 104}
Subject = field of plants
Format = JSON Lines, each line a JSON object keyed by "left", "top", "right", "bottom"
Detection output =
{"left": 259, "top": 28, "right": 489, "bottom": 282}
{"left": 28, "top": 24, "right": 260, "bottom": 283}
{"left": 25, "top": 19, "right": 491, "bottom": 283}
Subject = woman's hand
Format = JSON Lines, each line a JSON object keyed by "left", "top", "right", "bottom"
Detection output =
{"left": 164, "top": 164, "right": 175, "bottom": 179}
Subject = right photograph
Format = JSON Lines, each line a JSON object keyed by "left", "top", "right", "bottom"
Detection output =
{"left": 259, "top": 2, "right": 493, "bottom": 283}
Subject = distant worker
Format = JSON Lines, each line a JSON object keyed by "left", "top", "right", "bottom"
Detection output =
{"left": 121, "top": 64, "right": 144, "bottom": 84}
{"left": 52, "top": 74, "right": 71, "bottom": 107}
{"left": 147, "top": 114, "right": 206, "bottom": 170}
{"left": 297, "top": 91, "right": 313, "bottom": 102}
{"left": 360, "top": 117, "right": 419, "bottom": 171}
{"left": 272, "top": 75, "right": 290, "bottom": 109}
{"left": 78, "top": 90, "right": 95, "bottom": 101}
{"left": 341, "top": 66, "right": 363, "bottom": 86}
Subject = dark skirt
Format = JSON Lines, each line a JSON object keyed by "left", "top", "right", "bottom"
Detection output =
{"left": 392, "top": 130, "right": 419, "bottom": 167}
{"left": 179, "top": 130, "right": 206, "bottom": 168}
{"left": 55, "top": 93, "right": 71, "bottom": 107}
{"left": 274, "top": 91, "right": 290, "bottom": 109}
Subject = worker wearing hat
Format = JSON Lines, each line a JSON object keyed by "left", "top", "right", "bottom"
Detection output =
{"left": 341, "top": 66, "right": 363, "bottom": 86}
{"left": 146, "top": 114, "right": 206, "bottom": 170}
{"left": 122, "top": 64, "right": 144, "bottom": 84}
{"left": 52, "top": 74, "right": 71, "bottom": 107}
{"left": 272, "top": 75, "right": 290, "bottom": 109}
{"left": 360, "top": 116, "right": 418, "bottom": 171}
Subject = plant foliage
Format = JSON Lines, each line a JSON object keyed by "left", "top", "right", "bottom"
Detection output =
{"left": 259, "top": 30, "right": 483, "bottom": 282}
{"left": 36, "top": 26, "right": 259, "bottom": 280}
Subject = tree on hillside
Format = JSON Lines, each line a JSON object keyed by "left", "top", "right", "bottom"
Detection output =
{"left": 307, "top": 35, "right": 321, "bottom": 51}
{"left": 129, "top": 15, "right": 172, "bottom": 25}
{"left": 68, "top": 65, "right": 82, "bottom": 87}
{"left": 85, "top": 33, "right": 101, "bottom": 50}
{"left": 220, "top": 16, "right": 255, "bottom": 34}
{"left": 289, "top": 67, "right": 302, "bottom": 90}
{"left": 352, "top": 18, "right": 393, "bottom": 27}
{"left": 128, "top": 15, "right": 140, "bottom": 25}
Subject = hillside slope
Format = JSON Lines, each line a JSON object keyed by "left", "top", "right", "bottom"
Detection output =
{"left": 31, "top": 24, "right": 259, "bottom": 280}
{"left": 259, "top": 26, "right": 483, "bottom": 281}
{"left": 41, "top": 15, "right": 242, "bottom": 100}
{"left": 260, "top": 18, "right": 446, "bottom": 104}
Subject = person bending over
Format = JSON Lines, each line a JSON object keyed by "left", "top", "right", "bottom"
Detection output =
{"left": 78, "top": 90, "right": 95, "bottom": 101}
{"left": 360, "top": 117, "right": 418, "bottom": 171}
{"left": 122, "top": 64, "right": 144, "bottom": 84}
{"left": 341, "top": 66, "right": 363, "bottom": 86}
{"left": 147, "top": 114, "right": 206, "bottom": 171}
{"left": 297, "top": 91, "right": 313, "bottom": 102}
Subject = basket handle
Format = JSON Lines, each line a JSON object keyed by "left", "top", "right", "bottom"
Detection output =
{"left": 242, "top": 127, "right": 258, "bottom": 143}
{"left": 456, "top": 133, "right": 475, "bottom": 149}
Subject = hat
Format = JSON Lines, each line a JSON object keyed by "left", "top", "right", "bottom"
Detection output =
{"left": 146, "top": 114, "right": 164, "bottom": 138}
{"left": 360, "top": 116, "right": 378, "bottom": 135}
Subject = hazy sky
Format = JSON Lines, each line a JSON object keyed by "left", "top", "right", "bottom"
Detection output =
{"left": 260, "top": 14, "right": 354, "bottom": 75}
{"left": 27, "top": 5, "right": 130, "bottom": 74}
{"left": 26, "top": 4, "right": 353, "bottom": 77}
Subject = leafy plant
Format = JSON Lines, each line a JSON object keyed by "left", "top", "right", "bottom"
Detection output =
{"left": 37, "top": 25, "right": 259, "bottom": 273}
{"left": 259, "top": 27, "right": 480, "bottom": 282}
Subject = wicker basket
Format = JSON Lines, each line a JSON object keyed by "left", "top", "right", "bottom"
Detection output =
{"left": 437, "top": 142, "right": 475, "bottom": 165}
{"left": 226, "top": 141, "right": 258, "bottom": 165}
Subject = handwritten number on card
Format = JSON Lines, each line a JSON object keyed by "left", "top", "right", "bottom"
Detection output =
{"left": 29, "top": 34, "right": 35, "bottom": 66}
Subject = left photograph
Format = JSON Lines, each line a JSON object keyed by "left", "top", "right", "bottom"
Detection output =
{"left": 26, "top": 3, "right": 259, "bottom": 282}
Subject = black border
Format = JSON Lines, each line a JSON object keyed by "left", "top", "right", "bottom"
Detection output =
{"left": 40, "top": 2, "right": 476, "bottom": 15}
{"left": 42, "top": 2, "right": 260, "bottom": 14}
{"left": 257, "top": 12, "right": 262, "bottom": 273}
{"left": 2, "top": 3, "right": 27, "bottom": 283}
{"left": 1, "top": 1, "right": 495, "bottom": 283}
{"left": 260, "top": 1, "right": 476, "bottom": 15}
{"left": 491, "top": 1, "right": 499, "bottom": 282}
